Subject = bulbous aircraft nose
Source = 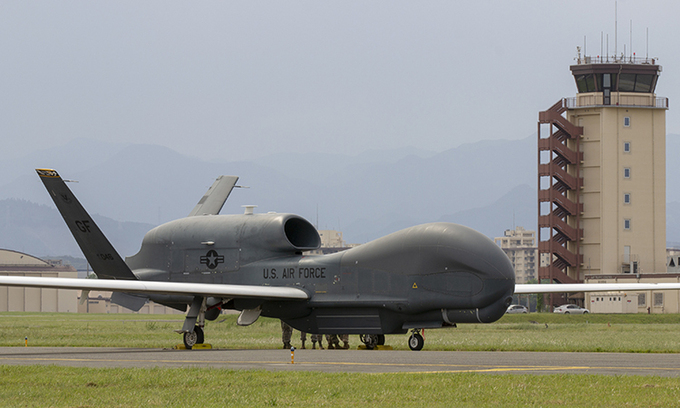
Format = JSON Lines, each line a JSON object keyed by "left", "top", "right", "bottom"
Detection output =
{"left": 447, "top": 223, "right": 515, "bottom": 282}
{"left": 433, "top": 223, "right": 515, "bottom": 323}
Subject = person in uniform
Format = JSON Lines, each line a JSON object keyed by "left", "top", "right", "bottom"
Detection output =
{"left": 280, "top": 320, "right": 308, "bottom": 349}
{"left": 338, "top": 334, "right": 350, "bottom": 349}
{"left": 281, "top": 320, "right": 293, "bottom": 349}
{"left": 311, "top": 333, "right": 324, "bottom": 349}
{"left": 325, "top": 334, "right": 349, "bottom": 349}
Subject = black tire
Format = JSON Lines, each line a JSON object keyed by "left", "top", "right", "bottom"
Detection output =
{"left": 408, "top": 333, "right": 424, "bottom": 351}
{"left": 583, "top": 311, "right": 589, "bottom": 314}
{"left": 564, "top": 311, "right": 570, "bottom": 314}
{"left": 195, "top": 326, "right": 204, "bottom": 344}
{"left": 377, "top": 334, "right": 385, "bottom": 346}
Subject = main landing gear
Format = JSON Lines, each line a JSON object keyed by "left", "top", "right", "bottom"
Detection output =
{"left": 183, "top": 325, "right": 204, "bottom": 349}
{"left": 179, "top": 296, "right": 209, "bottom": 350}
{"left": 359, "top": 334, "right": 386, "bottom": 350}
{"left": 408, "top": 329, "right": 424, "bottom": 351}
{"left": 359, "top": 330, "right": 425, "bottom": 351}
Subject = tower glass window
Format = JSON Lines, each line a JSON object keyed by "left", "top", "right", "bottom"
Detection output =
{"left": 624, "top": 117, "right": 631, "bottom": 127}
{"left": 624, "top": 193, "right": 631, "bottom": 204}
{"left": 624, "top": 219, "right": 631, "bottom": 230}
{"left": 624, "top": 142, "right": 631, "bottom": 153}
{"left": 624, "top": 167, "right": 631, "bottom": 178}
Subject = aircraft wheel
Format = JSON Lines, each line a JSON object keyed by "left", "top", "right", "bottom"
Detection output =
{"left": 408, "top": 333, "right": 424, "bottom": 351}
{"left": 183, "top": 330, "right": 198, "bottom": 350}
{"left": 360, "top": 334, "right": 378, "bottom": 350}
{"left": 377, "top": 334, "right": 385, "bottom": 346}
{"left": 195, "top": 326, "right": 205, "bottom": 344}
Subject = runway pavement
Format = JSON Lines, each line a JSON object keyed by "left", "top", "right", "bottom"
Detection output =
{"left": 1, "top": 347, "right": 680, "bottom": 376}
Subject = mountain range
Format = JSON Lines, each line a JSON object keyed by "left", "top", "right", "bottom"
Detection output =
{"left": 2, "top": 134, "right": 679, "bottom": 259}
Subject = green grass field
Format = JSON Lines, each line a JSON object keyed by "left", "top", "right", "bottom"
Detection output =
{"left": 2, "top": 312, "right": 680, "bottom": 407}
{"left": 2, "top": 312, "right": 680, "bottom": 353}
{"left": 1, "top": 365, "right": 679, "bottom": 407}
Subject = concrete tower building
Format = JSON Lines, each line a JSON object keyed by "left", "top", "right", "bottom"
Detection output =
{"left": 538, "top": 51, "right": 668, "bottom": 297}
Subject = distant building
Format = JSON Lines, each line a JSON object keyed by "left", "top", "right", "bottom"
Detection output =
{"left": 305, "top": 229, "right": 358, "bottom": 255}
{"left": 0, "top": 248, "right": 182, "bottom": 314}
{"left": 0, "top": 249, "right": 78, "bottom": 312}
{"left": 538, "top": 52, "right": 668, "bottom": 285}
{"left": 318, "top": 230, "right": 345, "bottom": 248}
{"left": 494, "top": 227, "right": 537, "bottom": 284}
{"left": 538, "top": 48, "right": 669, "bottom": 309}
{"left": 666, "top": 248, "right": 680, "bottom": 272}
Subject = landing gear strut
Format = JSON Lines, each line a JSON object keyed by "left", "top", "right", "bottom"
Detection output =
{"left": 180, "top": 296, "right": 207, "bottom": 350}
{"left": 408, "top": 329, "right": 424, "bottom": 351}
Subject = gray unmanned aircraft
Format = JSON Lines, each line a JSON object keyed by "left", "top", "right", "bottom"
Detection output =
{"left": 2, "top": 170, "right": 680, "bottom": 350}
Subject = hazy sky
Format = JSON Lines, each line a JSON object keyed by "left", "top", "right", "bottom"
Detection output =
{"left": 2, "top": 1, "right": 679, "bottom": 161}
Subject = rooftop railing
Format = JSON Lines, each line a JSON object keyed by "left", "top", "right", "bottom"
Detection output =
{"left": 575, "top": 55, "right": 658, "bottom": 65}
{"left": 565, "top": 95, "right": 668, "bottom": 109}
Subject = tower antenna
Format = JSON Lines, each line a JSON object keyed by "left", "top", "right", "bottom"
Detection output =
{"left": 646, "top": 27, "right": 649, "bottom": 60}
{"left": 630, "top": 20, "right": 633, "bottom": 62}
{"left": 606, "top": 34, "right": 609, "bottom": 62}
{"left": 614, "top": 1, "right": 618, "bottom": 58}
{"left": 600, "top": 31, "right": 603, "bottom": 63}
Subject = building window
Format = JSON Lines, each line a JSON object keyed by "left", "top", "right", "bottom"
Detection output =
{"left": 624, "top": 167, "right": 631, "bottom": 179}
{"left": 624, "top": 116, "right": 631, "bottom": 127}
{"left": 638, "top": 293, "right": 646, "bottom": 306}
{"left": 624, "top": 219, "right": 631, "bottom": 230}
{"left": 624, "top": 193, "right": 631, "bottom": 204}
{"left": 654, "top": 292, "right": 664, "bottom": 307}
{"left": 624, "top": 142, "right": 631, "bottom": 153}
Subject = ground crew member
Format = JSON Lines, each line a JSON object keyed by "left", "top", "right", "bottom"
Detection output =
{"left": 339, "top": 334, "right": 350, "bottom": 349}
{"left": 281, "top": 321, "right": 293, "bottom": 349}
{"left": 311, "top": 333, "right": 323, "bottom": 349}
{"left": 325, "top": 334, "right": 349, "bottom": 349}
{"left": 280, "top": 320, "right": 308, "bottom": 349}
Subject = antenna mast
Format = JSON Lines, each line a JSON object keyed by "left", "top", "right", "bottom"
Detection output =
{"left": 630, "top": 20, "right": 633, "bottom": 62}
{"left": 614, "top": 1, "right": 618, "bottom": 58}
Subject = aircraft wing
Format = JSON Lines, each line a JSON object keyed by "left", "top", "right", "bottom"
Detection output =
{"left": 0, "top": 276, "right": 309, "bottom": 300}
{"left": 515, "top": 283, "right": 680, "bottom": 294}
{"left": 188, "top": 175, "right": 239, "bottom": 217}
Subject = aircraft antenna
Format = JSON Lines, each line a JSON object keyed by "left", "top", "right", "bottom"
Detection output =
{"left": 242, "top": 205, "right": 257, "bottom": 215}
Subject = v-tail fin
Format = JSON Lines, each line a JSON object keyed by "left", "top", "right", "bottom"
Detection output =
{"left": 36, "top": 169, "right": 137, "bottom": 280}
{"left": 188, "top": 175, "right": 239, "bottom": 217}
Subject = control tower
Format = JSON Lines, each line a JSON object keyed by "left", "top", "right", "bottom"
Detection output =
{"left": 538, "top": 52, "right": 668, "bottom": 305}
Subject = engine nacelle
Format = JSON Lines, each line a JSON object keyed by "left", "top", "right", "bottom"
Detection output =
{"left": 127, "top": 213, "right": 320, "bottom": 271}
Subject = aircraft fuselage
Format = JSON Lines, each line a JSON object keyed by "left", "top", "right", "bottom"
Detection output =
{"left": 127, "top": 213, "right": 516, "bottom": 335}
